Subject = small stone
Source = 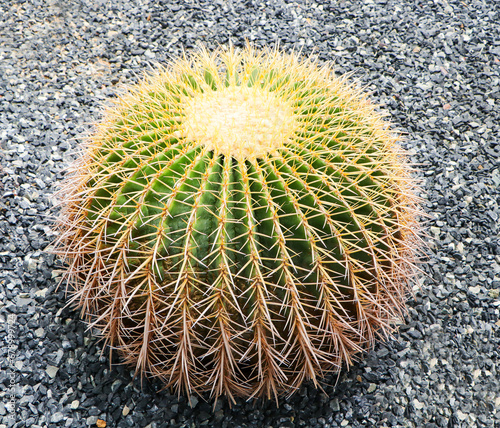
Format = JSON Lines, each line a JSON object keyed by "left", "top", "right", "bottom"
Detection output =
{"left": 341, "top": 420, "right": 349, "bottom": 427}
{"left": 414, "top": 399, "right": 425, "bottom": 410}
{"left": 430, "top": 226, "right": 440, "bottom": 238}
{"left": 16, "top": 294, "right": 32, "bottom": 306}
{"left": 122, "top": 405, "right": 130, "bottom": 416}
{"left": 367, "top": 383, "right": 376, "bottom": 393}
{"left": 489, "top": 289, "right": 499, "bottom": 299}
{"left": 71, "top": 400, "right": 79, "bottom": 409}
{"left": 189, "top": 395, "right": 199, "bottom": 408}
{"left": 377, "top": 347, "right": 389, "bottom": 358}
{"left": 456, "top": 410, "right": 468, "bottom": 421}
{"left": 46, "top": 365, "right": 59, "bottom": 378}
{"left": 25, "top": 256, "right": 37, "bottom": 271}
{"left": 330, "top": 398, "right": 340, "bottom": 411}
{"left": 34, "top": 288, "right": 48, "bottom": 298}
{"left": 51, "top": 412, "right": 64, "bottom": 423}
{"left": 54, "top": 349, "right": 64, "bottom": 365}
{"left": 96, "top": 420, "right": 106, "bottom": 428}
{"left": 34, "top": 328, "right": 45, "bottom": 338}
{"left": 111, "top": 379, "right": 122, "bottom": 392}
{"left": 429, "top": 358, "right": 438, "bottom": 369}
{"left": 469, "top": 285, "right": 481, "bottom": 294}
{"left": 62, "top": 340, "right": 72, "bottom": 349}
{"left": 408, "top": 329, "right": 422, "bottom": 339}
{"left": 87, "top": 416, "right": 98, "bottom": 425}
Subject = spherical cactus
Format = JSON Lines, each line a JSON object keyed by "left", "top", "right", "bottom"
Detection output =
{"left": 53, "top": 44, "right": 424, "bottom": 402}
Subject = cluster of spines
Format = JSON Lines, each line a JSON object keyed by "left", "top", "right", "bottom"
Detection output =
{"left": 53, "top": 44, "right": 424, "bottom": 402}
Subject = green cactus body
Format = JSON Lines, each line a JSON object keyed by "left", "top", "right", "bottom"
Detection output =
{"left": 54, "top": 45, "right": 423, "bottom": 401}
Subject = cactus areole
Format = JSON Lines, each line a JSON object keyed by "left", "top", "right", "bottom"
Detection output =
{"left": 53, "top": 45, "right": 424, "bottom": 402}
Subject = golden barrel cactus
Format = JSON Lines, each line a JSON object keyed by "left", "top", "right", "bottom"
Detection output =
{"left": 53, "top": 45, "right": 424, "bottom": 402}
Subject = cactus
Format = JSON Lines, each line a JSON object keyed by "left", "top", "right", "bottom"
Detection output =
{"left": 53, "top": 44, "right": 424, "bottom": 402}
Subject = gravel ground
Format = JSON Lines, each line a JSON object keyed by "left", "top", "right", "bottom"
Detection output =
{"left": 1, "top": 0, "right": 499, "bottom": 427}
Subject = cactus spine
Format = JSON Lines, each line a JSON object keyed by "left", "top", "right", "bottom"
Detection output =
{"left": 53, "top": 45, "right": 424, "bottom": 402}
